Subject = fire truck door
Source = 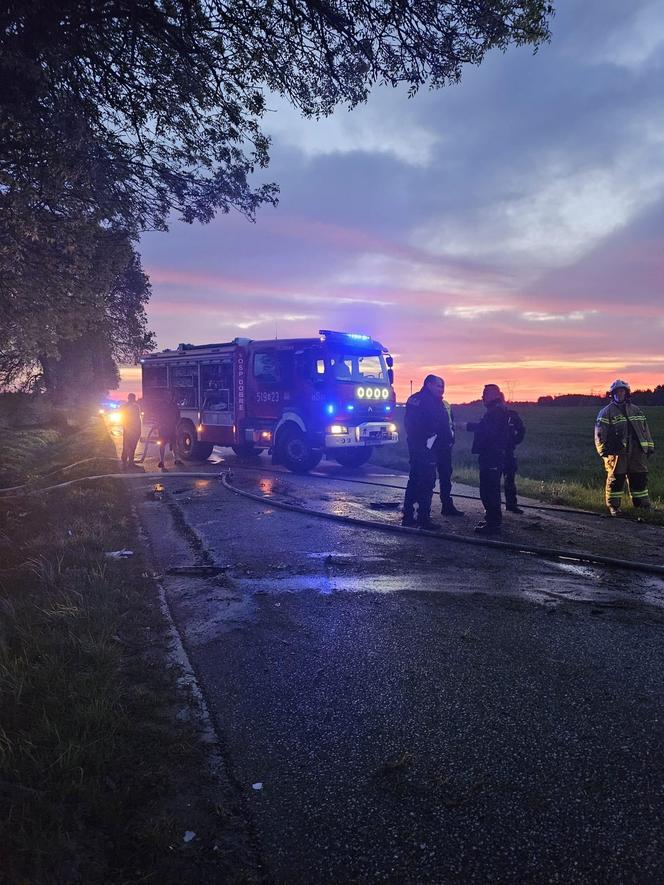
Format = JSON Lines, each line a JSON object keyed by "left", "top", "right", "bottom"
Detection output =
{"left": 249, "top": 349, "right": 292, "bottom": 421}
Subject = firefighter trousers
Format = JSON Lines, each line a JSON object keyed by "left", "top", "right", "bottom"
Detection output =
{"left": 502, "top": 452, "right": 518, "bottom": 508}
{"left": 603, "top": 448, "right": 650, "bottom": 509}
{"left": 479, "top": 464, "right": 502, "bottom": 527}
{"left": 404, "top": 447, "right": 437, "bottom": 521}
{"left": 437, "top": 447, "right": 454, "bottom": 507}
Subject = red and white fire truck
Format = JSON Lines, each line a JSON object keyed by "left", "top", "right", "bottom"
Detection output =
{"left": 140, "top": 330, "right": 399, "bottom": 472}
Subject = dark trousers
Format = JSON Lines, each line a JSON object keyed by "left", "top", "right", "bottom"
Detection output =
{"left": 502, "top": 452, "right": 518, "bottom": 508}
{"left": 404, "top": 447, "right": 436, "bottom": 521}
{"left": 479, "top": 463, "right": 502, "bottom": 527}
{"left": 437, "top": 447, "right": 454, "bottom": 507}
{"left": 122, "top": 432, "right": 140, "bottom": 464}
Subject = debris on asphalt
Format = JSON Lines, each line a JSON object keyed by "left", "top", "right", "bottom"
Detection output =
{"left": 183, "top": 831, "right": 196, "bottom": 843}
{"left": 252, "top": 782, "right": 263, "bottom": 791}
{"left": 104, "top": 549, "right": 134, "bottom": 558}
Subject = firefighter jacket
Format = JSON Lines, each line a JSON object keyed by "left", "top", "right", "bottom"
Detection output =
{"left": 595, "top": 401, "right": 655, "bottom": 457}
{"left": 405, "top": 387, "right": 453, "bottom": 456}
{"left": 506, "top": 409, "right": 525, "bottom": 452}
{"left": 469, "top": 401, "right": 510, "bottom": 468}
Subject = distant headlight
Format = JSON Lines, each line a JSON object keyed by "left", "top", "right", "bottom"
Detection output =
{"left": 328, "top": 425, "right": 349, "bottom": 434}
{"left": 108, "top": 411, "right": 122, "bottom": 425}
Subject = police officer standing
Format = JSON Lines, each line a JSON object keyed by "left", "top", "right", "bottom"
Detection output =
{"left": 436, "top": 379, "right": 463, "bottom": 517}
{"left": 402, "top": 375, "right": 452, "bottom": 530}
{"left": 466, "top": 384, "right": 510, "bottom": 535}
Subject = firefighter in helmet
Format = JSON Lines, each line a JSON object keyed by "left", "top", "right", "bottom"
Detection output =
{"left": 595, "top": 380, "right": 655, "bottom": 516}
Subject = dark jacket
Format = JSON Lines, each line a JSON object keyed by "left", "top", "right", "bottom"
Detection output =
{"left": 155, "top": 400, "right": 180, "bottom": 435}
{"left": 405, "top": 387, "right": 453, "bottom": 456}
{"left": 506, "top": 408, "right": 525, "bottom": 452}
{"left": 468, "top": 401, "right": 510, "bottom": 468}
{"left": 121, "top": 401, "right": 142, "bottom": 437}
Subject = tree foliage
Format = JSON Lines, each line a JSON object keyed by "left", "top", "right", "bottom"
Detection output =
{"left": 0, "top": 0, "right": 552, "bottom": 394}
{"left": 1, "top": 0, "right": 552, "bottom": 230}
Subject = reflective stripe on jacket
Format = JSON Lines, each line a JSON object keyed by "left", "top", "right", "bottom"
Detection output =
{"left": 594, "top": 401, "right": 655, "bottom": 457}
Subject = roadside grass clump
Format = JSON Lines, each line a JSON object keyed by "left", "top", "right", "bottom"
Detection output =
{"left": 373, "top": 404, "right": 664, "bottom": 523}
{"left": 0, "top": 398, "right": 247, "bottom": 884}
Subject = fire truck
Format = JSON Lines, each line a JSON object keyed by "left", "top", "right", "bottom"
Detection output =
{"left": 140, "top": 330, "right": 399, "bottom": 473}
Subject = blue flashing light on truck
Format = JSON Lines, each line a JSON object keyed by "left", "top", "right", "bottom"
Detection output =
{"left": 140, "top": 330, "right": 399, "bottom": 473}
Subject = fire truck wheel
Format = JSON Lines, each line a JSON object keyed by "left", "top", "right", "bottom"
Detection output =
{"left": 333, "top": 447, "right": 373, "bottom": 468}
{"left": 178, "top": 421, "right": 213, "bottom": 462}
{"left": 279, "top": 426, "right": 322, "bottom": 473}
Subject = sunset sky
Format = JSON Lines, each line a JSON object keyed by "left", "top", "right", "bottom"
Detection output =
{"left": 121, "top": 0, "right": 664, "bottom": 404}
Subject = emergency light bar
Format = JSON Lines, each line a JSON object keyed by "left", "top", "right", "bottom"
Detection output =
{"left": 319, "top": 329, "right": 374, "bottom": 345}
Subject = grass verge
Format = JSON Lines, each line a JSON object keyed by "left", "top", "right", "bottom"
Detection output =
{"left": 372, "top": 404, "right": 664, "bottom": 525}
{"left": 0, "top": 398, "right": 254, "bottom": 884}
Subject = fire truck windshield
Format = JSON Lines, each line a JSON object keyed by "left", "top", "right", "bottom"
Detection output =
{"left": 328, "top": 352, "right": 388, "bottom": 384}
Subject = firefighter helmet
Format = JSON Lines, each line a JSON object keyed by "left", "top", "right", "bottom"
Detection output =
{"left": 609, "top": 379, "right": 630, "bottom": 395}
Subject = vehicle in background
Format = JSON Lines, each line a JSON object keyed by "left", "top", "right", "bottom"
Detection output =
{"left": 140, "top": 330, "right": 398, "bottom": 472}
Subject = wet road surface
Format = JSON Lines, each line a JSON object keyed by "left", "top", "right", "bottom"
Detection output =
{"left": 133, "top": 450, "right": 664, "bottom": 883}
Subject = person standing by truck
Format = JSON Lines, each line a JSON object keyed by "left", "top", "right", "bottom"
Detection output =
{"left": 402, "top": 374, "right": 452, "bottom": 530}
{"left": 155, "top": 391, "right": 184, "bottom": 470}
{"left": 595, "top": 379, "right": 655, "bottom": 516}
{"left": 120, "top": 393, "right": 142, "bottom": 468}
{"left": 466, "top": 384, "right": 510, "bottom": 535}
{"left": 503, "top": 405, "right": 526, "bottom": 514}
{"left": 436, "top": 379, "right": 463, "bottom": 517}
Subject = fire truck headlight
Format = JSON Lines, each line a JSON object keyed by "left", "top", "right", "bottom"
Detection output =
{"left": 328, "top": 425, "right": 349, "bottom": 435}
{"left": 389, "top": 423, "right": 397, "bottom": 433}
{"left": 99, "top": 408, "right": 105, "bottom": 415}
{"left": 357, "top": 387, "right": 365, "bottom": 399}
{"left": 260, "top": 430, "right": 272, "bottom": 441}
{"left": 381, "top": 388, "right": 389, "bottom": 399}
{"left": 108, "top": 411, "right": 122, "bottom": 425}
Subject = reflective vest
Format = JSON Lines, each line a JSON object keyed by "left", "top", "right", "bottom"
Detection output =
{"left": 594, "top": 401, "right": 655, "bottom": 457}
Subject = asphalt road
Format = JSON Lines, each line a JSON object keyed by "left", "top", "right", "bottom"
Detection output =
{"left": 134, "top": 451, "right": 664, "bottom": 884}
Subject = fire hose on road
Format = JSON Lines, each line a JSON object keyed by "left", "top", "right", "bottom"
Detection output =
{"left": 1, "top": 463, "right": 663, "bottom": 579}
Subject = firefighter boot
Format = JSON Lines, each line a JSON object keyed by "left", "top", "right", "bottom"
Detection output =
{"left": 441, "top": 501, "right": 464, "bottom": 517}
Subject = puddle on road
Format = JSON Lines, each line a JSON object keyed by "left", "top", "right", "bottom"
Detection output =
{"left": 305, "top": 551, "right": 386, "bottom": 563}
{"left": 232, "top": 574, "right": 424, "bottom": 596}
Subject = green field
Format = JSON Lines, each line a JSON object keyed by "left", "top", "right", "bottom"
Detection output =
{"left": 373, "top": 404, "right": 664, "bottom": 519}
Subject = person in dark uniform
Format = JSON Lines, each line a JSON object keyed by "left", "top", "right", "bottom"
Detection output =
{"left": 155, "top": 392, "right": 183, "bottom": 470}
{"left": 402, "top": 375, "right": 452, "bottom": 530}
{"left": 120, "top": 393, "right": 142, "bottom": 468}
{"left": 466, "top": 384, "right": 510, "bottom": 535}
{"left": 436, "top": 379, "right": 463, "bottom": 516}
{"left": 503, "top": 405, "right": 526, "bottom": 514}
